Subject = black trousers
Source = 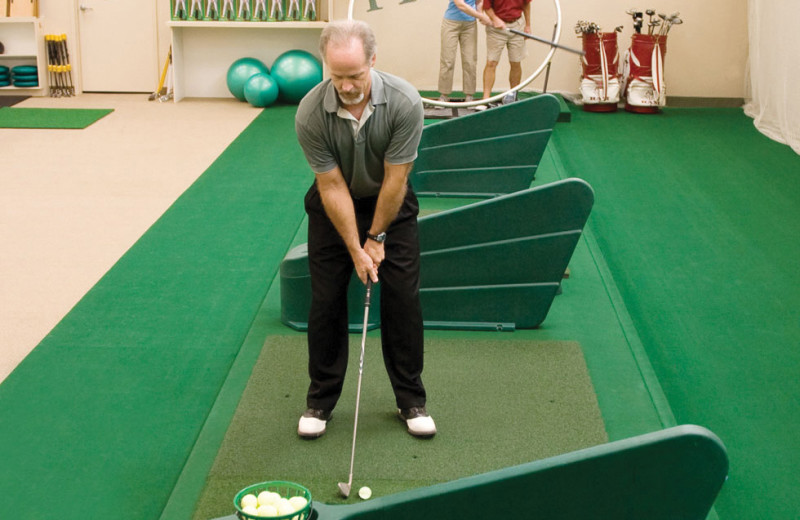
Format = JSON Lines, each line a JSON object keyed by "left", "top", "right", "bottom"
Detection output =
{"left": 304, "top": 182, "right": 427, "bottom": 413}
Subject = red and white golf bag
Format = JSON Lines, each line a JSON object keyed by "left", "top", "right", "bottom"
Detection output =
{"left": 622, "top": 33, "right": 667, "bottom": 112}
{"left": 579, "top": 32, "right": 620, "bottom": 112}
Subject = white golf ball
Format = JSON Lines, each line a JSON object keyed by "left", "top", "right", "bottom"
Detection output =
{"left": 358, "top": 486, "right": 372, "bottom": 500}
{"left": 256, "top": 504, "right": 278, "bottom": 517}
{"left": 277, "top": 498, "right": 295, "bottom": 516}
{"left": 242, "top": 504, "right": 259, "bottom": 516}
{"left": 257, "top": 491, "right": 280, "bottom": 506}
{"left": 241, "top": 494, "right": 258, "bottom": 509}
{"left": 288, "top": 495, "right": 309, "bottom": 511}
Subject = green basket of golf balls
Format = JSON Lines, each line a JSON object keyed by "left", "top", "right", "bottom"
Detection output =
{"left": 234, "top": 481, "right": 312, "bottom": 520}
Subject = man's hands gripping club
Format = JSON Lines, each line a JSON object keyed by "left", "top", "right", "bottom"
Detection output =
{"left": 315, "top": 161, "right": 412, "bottom": 285}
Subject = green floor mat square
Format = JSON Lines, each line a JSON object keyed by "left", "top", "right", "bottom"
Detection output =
{"left": 0, "top": 107, "right": 113, "bottom": 128}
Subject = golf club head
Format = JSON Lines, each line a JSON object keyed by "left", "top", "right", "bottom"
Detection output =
{"left": 338, "top": 482, "right": 351, "bottom": 498}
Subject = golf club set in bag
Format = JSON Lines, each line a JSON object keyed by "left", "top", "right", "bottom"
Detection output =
{"left": 577, "top": 8, "right": 683, "bottom": 112}
{"left": 170, "top": 0, "right": 316, "bottom": 21}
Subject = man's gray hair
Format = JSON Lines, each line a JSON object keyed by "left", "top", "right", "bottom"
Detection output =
{"left": 319, "top": 19, "right": 377, "bottom": 64}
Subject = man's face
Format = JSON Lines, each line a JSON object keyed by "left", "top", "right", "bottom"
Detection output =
{"left": 325, "top": 38, "right": 375, "bottom": 106}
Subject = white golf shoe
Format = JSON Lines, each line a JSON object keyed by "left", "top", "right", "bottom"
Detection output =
{"left": 298, "top": 408, "right": 330, "bottom": 439}
{"left": 398, "top": 407, "right": 437, "bottom": 438}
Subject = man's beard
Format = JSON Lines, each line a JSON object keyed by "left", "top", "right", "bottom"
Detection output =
{"left": 338, "top": 91, "right": 365, "bottom": 105}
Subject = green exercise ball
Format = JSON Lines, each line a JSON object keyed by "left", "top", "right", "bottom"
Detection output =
{"left": 226, "top": 57, "right": 269, "bottom": 101}
{"left": 244, "top": 72, "right": 280, "bottom": 108}
{"left": 270, "top": 50, "right": 323, "bottom": 104}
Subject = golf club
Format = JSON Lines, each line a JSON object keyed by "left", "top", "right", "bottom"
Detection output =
{"left": 666, "top": 17, "right": 683, "bottom": 34}
{"left": 660, "top": 14, "right": 682, "bottom": 36}
{"left": 338, "top": 279, "right": 374, "bottom": 499}
{"left": 657, "top": 12, "right": 667, "bottom": 32}
{"left": 508, "top": 28, "right": 585, "bottom": 55}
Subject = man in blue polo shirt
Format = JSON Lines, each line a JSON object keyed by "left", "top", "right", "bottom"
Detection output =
{"left": 438, "top": 0, "right": 492, "bottom": 102}
{"left": 294, "top": 19, "right": 435, "bottom": 439}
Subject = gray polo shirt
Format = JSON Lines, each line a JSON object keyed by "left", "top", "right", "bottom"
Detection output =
{"left": 295, "top": 69, "right": 424, "bottom": 198}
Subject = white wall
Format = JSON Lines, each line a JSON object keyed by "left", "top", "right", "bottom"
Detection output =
{"left": 34, "top": 0, "right": 171, "bottom": 94}
{"left": 336, "top": 0, "right": 748, "bottom": 99}
{"left": 36, "top": 0, "right": 747, "bottom": 99}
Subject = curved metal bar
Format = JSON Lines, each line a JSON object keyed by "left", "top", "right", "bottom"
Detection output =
{"left": 344, "top": 0, "right": 563, "bottom": 108}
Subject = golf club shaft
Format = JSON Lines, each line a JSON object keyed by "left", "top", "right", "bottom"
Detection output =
{"left": 509, "top": 28, "right": 585, "bottom": 56}
{"left": 344, "top": 280, "right": 373, "bottom": 491}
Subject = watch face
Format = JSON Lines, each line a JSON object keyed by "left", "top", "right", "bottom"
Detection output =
{"left": 369, "top": 232, "right": 386, "bottom": 242}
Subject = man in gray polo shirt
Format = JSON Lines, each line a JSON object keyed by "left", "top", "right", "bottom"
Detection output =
{"left": 294, "top": 19, "right": 436, "bottom": 439}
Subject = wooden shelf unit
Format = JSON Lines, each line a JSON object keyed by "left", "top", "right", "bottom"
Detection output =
{"left": 168, "top": 5, "right": 330, "bottom": 101}
{"left": 0, "top": 17, "right": 46, "bottom": 95}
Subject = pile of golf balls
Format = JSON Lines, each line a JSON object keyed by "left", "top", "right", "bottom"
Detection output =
{"left": 239, "top": 490, "right": 308, "bottom": 518}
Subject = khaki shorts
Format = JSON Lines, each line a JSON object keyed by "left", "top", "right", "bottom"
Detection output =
{"left": 486, "top": 17, "right": 527, "bottom": 63}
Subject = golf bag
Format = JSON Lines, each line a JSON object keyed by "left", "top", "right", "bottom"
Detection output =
{"left": 579, "top": 32, "right": 620, "bottom": 112}
{"left": 622, "top": 33, "right": 668, "bottom": 113}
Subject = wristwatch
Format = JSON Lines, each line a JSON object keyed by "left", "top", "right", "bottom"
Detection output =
{"left": 366, "top": 231, "right": 387, "bottom": 243}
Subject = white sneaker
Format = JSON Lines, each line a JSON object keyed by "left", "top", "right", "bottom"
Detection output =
{"left": 298, "top": 408, "right": 330, "bottom": 439}
{"left": 398, "top": 407, "right": 437, "bottom": 438}
{"left": 502, "top": 91, "right": 518, "bottom": 104}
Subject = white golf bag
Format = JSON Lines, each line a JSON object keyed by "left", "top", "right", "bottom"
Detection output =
{"left": 622, "top": 33, "right": 667, "bottom": 113}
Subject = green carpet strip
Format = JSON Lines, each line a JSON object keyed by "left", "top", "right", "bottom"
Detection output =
{"left": 0, "top": 106, "right": 311, "bottom": 520}
{"left": 550, "top": 107, "right": 800, "bottom": 520}
{"left": 192, "top": 335, "right": 607, "bottom": 520}
{"left": 0, "top": 107, "right": 113, "bottom": 128}
{"left": 544, "top": 137, "right": 676, "bottom": 430}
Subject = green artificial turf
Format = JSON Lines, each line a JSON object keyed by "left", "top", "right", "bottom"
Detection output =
{"left": 550, "top": 107, "right": 800, "bottom": 519}
{"left": 0, "top": 107, "right": 113, "bottom": 128}
{"left": 7, "top": 99, "right": 769, "bottom": 520}
{"left": 0, "top": 105, "right": 312, "bottom": 520}
{"left": 192, "top": 335, "right": 607, "bottom": 520}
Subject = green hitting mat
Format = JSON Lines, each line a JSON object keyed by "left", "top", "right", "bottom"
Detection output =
{"left": 0, "top": 107, "right": 113, "bottom": 128}
{"left": 191, "top": 335, "right": 607, "bottom": 520}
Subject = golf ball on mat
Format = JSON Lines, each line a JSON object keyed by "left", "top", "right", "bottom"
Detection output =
{"left": 358, "top": 486, "right": 372, "bottom": 500}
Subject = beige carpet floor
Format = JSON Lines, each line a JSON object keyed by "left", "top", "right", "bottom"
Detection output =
{"left": 0, "top": 93, "right": 261, "bottom": 384}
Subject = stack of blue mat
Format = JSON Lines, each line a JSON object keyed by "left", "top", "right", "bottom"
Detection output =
{"left": 10, "top": 65, "right": 39, "bottom": 88}
{"left": 0, "top": 66, "right": 10, "bottom": 88}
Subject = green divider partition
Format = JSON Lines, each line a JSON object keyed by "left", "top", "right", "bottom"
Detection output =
{"left": 411, "top": 94, "right": 561, "bottom": 197}
{"left": 279, "top": 178, "right": 594, "bottom": 331}
{"left": 213, "top": 424, "right": 728, "bottom": 520}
